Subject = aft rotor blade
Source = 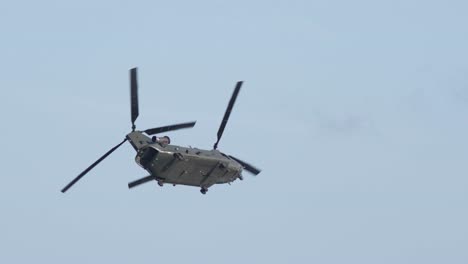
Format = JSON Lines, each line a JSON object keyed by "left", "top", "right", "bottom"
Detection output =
{"left": 214, "top": 81, "right": 242, "bottom": 149}
{"left": 228, "top": 155, "right": 261, "bottom": 175}
{"left": 128, "top": 175, "right": 156, "bottom": 189}
{"left": 144, "top": 121, "right": 196, "bottom": 135}
{"left": 130, "top": 67, "right": 139, "bottom": 131}
{"left": 61, "top": 138, "right": 127, "bottom": 193}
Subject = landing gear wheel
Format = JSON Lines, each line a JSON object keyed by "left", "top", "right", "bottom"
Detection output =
{"left": 157, "top": 181, "right": 164, "bottom": 187}
{"left": 200, "top": 188, "right": 208, "bottom": 195}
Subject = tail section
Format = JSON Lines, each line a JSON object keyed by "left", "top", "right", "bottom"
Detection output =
{"left": 126, "top": 131, "right": 152, "bottom": 151}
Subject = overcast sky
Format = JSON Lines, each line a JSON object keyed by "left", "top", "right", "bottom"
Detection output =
{"left": 1, "top": 0, "right": 467, "bottom": 263}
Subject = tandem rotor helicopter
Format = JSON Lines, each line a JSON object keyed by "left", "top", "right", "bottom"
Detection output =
{"left": 61, "top": 68, "right": 261, "bottom": 194}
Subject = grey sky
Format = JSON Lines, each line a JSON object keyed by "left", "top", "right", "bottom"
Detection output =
{"left": 1, "top": 0, "right": 467, "bottom": 263}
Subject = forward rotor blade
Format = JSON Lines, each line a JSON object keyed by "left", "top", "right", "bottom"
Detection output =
{"left": 144, "top": 121, "right": 196, "bottom": 135}
{"left": 228, "top": 155, "right": 261, "bottom": 175}
{"left": 130, "top": 67, "right": 139, "bottom": 131}
{"left": 61, "top": 138, "right": 127, "bottom": 193}
{"left": 214, "top": 81, "right": 242, "bottom": 149}
{"left": 128, "top": 175, "right": 156, "bottom": 189}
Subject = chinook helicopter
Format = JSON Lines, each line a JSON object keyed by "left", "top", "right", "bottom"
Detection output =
{"left": 61, "top": 68, "right": 261, "bottom": 194}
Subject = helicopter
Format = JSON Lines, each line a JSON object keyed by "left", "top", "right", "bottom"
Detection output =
{"left": 61, "top": 67, "right": 261, "bottom": 194}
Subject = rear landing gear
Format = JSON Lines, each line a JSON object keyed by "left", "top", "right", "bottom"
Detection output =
{"left": 157, "top": 180, "right": 164, "bottom": 187}
{"left": 200, "top": 188, "right": 208, "bottom": 195}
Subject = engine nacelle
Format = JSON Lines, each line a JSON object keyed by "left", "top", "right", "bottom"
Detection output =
{"left": 151, "top": 136, "right": 171, "bottom": 147}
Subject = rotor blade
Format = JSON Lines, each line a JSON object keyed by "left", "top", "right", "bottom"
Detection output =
{"left": 130, "top": 67, "right": 139, "bottom": 131}
{"left": 228, "top": 155, "right": 261, "bottom": 175}
{"left": 144, "top": 121, "right": 196, "bottom": 135}
{"left": 214, "top": 81, "right": 242, "bottom": 149}
{"left": 61, "top": 138, "right": 127, "bottom": 193}
{"left": 128, "top": 175, "right": 156, "bottom": 189}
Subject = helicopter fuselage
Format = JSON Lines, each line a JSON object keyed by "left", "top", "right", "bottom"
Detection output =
{"left": 126, "top": 131, "right": 243, "bottom": 189}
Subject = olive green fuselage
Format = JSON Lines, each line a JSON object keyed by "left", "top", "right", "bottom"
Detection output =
{"left": 126, "top": 131, "right": 243, "bottom": 189}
